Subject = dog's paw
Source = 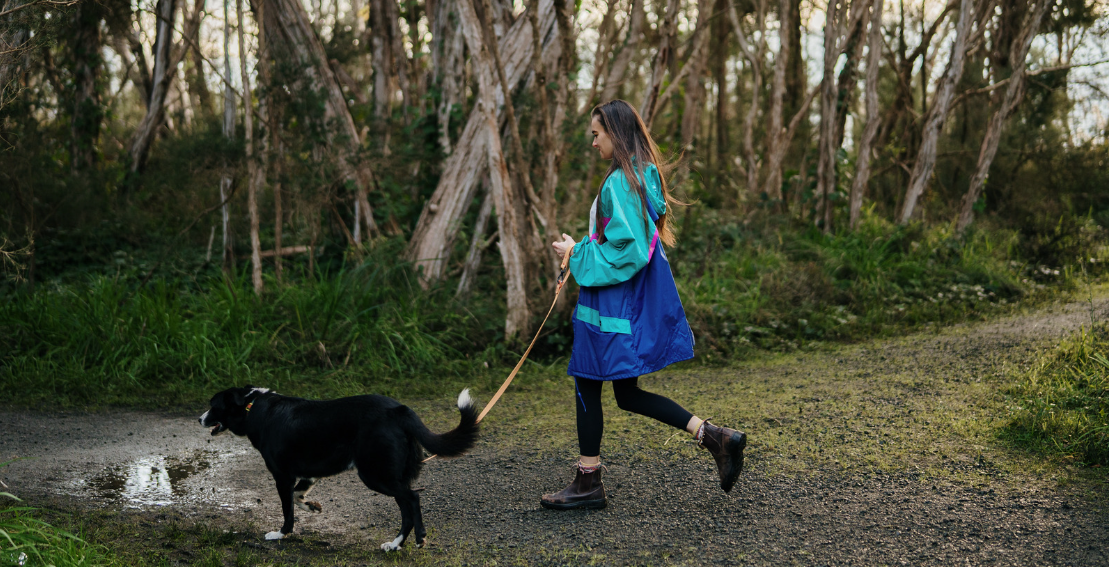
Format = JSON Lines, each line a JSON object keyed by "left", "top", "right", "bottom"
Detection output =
{"left": 295, "top": 499, "right": 323, "bottom": 513}
{"left": 380, "top": 535, "right": 405, "bottom": 551}
{"left": 416, "top": 537, "right": 427, "bottom": 548}
{"left": 264, "top": 531, "right": 286, "bottom": 541}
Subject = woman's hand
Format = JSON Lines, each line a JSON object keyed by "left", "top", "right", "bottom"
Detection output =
{"left": 552, "top": 233, "right": 576, "bottom": 258}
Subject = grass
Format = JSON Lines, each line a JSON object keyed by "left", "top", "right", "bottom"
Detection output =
{"left": 0, "top": 239, "right": 512, "bottom": 409}
{"left": 674, "top": 211, "right": 1049, "bottom": 358}
{"left": 1002, "top": 323, "right": 1109, "bottom": 466}
{"left": 1, "top": 211, "right": 1105, "bottom": 410}
{"left": 1, "top": 476, "right": 112, "bottom": 567}
{"left": 3, "top": 291, "right": 1108, "bottom": 565}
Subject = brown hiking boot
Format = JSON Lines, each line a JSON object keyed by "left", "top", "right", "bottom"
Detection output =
{"left": 540, "top": 463, "right": 607, "bottom": 510}
{"left": 699, "top": 421, "right": 747, "bottom": 492}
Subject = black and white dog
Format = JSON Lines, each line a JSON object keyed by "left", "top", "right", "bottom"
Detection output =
{"left": 198, "top": 386, "right": 478, "bottom": 550}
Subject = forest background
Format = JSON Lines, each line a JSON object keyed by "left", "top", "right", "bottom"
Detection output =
{"left": 1, "top": 0, "right": 1109, "bottom": 407}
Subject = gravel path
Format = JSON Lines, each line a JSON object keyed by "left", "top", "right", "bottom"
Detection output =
{"left": 2, "top": 297, "right": 1108, "bottom": 566}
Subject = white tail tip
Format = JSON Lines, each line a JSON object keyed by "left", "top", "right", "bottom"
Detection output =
{"left": 457, "top": 388, "right": 474, "bottom": 410}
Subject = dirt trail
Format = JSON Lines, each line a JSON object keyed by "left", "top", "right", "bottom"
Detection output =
{"left": 3, "top": 298, "right": 1108, "bottom": 566}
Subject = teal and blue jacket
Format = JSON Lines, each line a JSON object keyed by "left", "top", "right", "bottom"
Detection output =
{"left": 567, "top": 163, "right": 695, "bottom": 381}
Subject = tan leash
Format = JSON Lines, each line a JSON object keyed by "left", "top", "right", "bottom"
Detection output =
{"left": 424, "top": 246, "right": 575, "bottom": 462}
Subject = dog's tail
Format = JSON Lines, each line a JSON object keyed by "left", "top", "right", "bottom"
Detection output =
{"left": 404, "top": 389, "right": 479, "bottom": 458}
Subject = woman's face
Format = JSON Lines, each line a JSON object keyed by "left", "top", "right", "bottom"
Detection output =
{"left": 591, "top": 115, "right": 614, "bottom": 160}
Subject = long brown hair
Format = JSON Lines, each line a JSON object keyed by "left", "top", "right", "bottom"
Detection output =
{"left": 591, "top": 99, "right": 680, "bottom": 247}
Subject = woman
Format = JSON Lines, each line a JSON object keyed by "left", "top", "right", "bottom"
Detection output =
{"left": 543, "top": 100, "right": 747, "bottom": 510}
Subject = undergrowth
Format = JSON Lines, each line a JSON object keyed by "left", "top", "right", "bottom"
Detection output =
{"left": 0, "top": 464, "right": 111, "bottom": 566}
{"left": 670, "top": 210, "right": 1103, "bottom": 358}
{"left": 0, "top": 210, "right": 1105, "bottom": 409}
{"left": 1002, "top": 323, "right": 1109, "bottom": 466}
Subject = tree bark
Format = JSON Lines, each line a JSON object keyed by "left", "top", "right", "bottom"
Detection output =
{"left": 477, "top": 0, "right": 543, "bottom": 230}
{"left": 711, "top": 0, "right": 730, "bottom": 175}
{"left": 849, "top": 0, "right": 885, "bottom": 229}
{"left": 456, "top": 183, "right": 494, "bottom": 297}
{"left": 955, "top": 0, "right": 1048, "bottom": 233}
{"left": 815, "top": 0, "right": 843, "bottom": 232}
{"left": 760, "top": 0, "right": 792, "bottom": 202}
{"left": 70, "top": 0, "right": 105, "bottom": 172}
{"left": 129, "top": 0, "right": 178, "bottom": 173}
{"left": 899, "top": 0, "right": 974, "bottom": 224}
{"left": 238, "top": 0, "right": 263, "bottom": 294}
{"left": 639, "top": 0, "right": 680, "bottom": 126}
{"left": 456, "top": 0, "right": 531, "bottom": 337}
{"left": 254, "top": 0, "right": 379, "bottom": 238}
{"left": 369, "top": 0, "right": 409, "bottom": 117}
{"left": 583, "top": 0, "right": 618, "bottom": 112}
{"left": 540, "top": 0, "right": 574, "bottom": 299}
{"left": 816, "top": 0, "right": 869, "bottom": 231}
{"left": 600, "top": 0, "right": 643, "bottom": 102}
{"left": 184, "top": 0, "right": 213, "bottom": 116}
{"left": 432, "top": 0, "right": 465, "bottom": 154}
{"left": 221, "top": 0, "right": 235, "bottom": 274}
{"left": 833, "top": 0, "right": 870, "bottom": 149}
{"left": 679, "top": 0, "right": 715, "bottom": 149}
{"left": 406, "top": 0, "right": 556, "bottom": 285}
{"left": 0, "top": 0, "right": 31, "bottom": 110}
{"left": 730, "top": 0, "right": 767, "bottom": 195}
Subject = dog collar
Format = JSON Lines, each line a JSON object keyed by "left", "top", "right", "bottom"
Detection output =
{"left": 245, "top": 401, "right": 254, "bottom": 412}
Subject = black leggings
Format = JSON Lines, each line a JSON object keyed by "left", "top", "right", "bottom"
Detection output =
{"left": 574, "top": 377, "right": 694, "bottom": 457}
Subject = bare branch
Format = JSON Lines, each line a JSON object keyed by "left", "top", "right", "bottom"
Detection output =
{"left": 0, "top": 0, "right": 77, "bottom": 18}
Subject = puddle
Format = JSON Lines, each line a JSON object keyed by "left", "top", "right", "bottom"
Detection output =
{"left": 81, "top": 451, "right": 217, "bottom": 507}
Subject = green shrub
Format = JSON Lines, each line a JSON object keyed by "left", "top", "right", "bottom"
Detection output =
{"left": 0, "top": 241, "right": 506, "bottom": 408}
{"left": 672, "top": 210, "right": 1034, "bottom": 355}
{"left": 1002, "top": 324, "right": 1109, "bottom": 466}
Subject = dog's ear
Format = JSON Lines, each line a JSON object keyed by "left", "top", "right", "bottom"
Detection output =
{"left": 231, "top": 388, "right": 249, "bottom": 407}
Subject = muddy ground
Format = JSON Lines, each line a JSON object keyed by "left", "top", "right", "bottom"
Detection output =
{"left": 3, "top": 297, "right": 1108, "bottom": 566}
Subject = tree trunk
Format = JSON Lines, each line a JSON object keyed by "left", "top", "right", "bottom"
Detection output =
{"left": 185, "top": 0, "right": 213, "bottom": 116}
{"left": 129, "top": 0, "right": 178, "bottom": 173}
{"left": 711, "top": 0, "right": 730, "bottom": 177}
{"left": 815, "top": 0, "right": 842, "bottom": 232}
{"left": 432, "top": 0, "right": 465, "bottom": 154}
{"left": 457, "top": 183, "right": 494, "bottom": 297}
{"left": 255, "top": 0, "right": 378, "bottom": 238}
{"left": 70, "top": 0, "right": 104, "bottom": 172}
{"left": 730, "top": 0, "right": 766, "bottom": 196}
{"left": 406, "top": 0, "right": 557, "bottom": 285}
{"left": 456, "top": 0, "right": 531, "bottom": 337}
{"left": 221, "top": 0, "right": 235, "bottom": 274}
{"left": 583, "top": 0, "right": 618, "bottom": 112}
{"left": 541, "top": 0, "right": 574, "bottom": 299}
{"left": 816, "top": 0, "right": 869, "bottom": 230}
{"left": 639, "top": 0, "right": 680, "bottom": 126}
{"left": 679, "top": 0, "right": 714, "bottom": 150}
{"left": 1, "top": 0, "right": 32, "bottom": 110}
{"left": 273, "top": 129, "right": 284, "bottom": 283}
{"left": 761, "top": 0, "right": 792, "bottom": 202}
{"left": 955, "top": 0, "right": 1047, "bottom": 233}
{"left": 600, "top": 0, "right": 643, "bottom": 102}
{"left": 899, "top": 0, "right": 974, "bottom": 224}
{"left": 477, "top": 0, "right": 542, "bottom": 229}
{"left": 369, "top": 0, "right": 409, "bottom": 116}
{"left": 782, "top": 0, "right": 806, "bottom": 121}
{"left": 238, "top": 0, "right": 263, "bottom": 294}
{"left": 833, "top": 0, "right": 870, "bottom": 149}
{"left": 849, "top": 0, "right": 885, "bottom": 229}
